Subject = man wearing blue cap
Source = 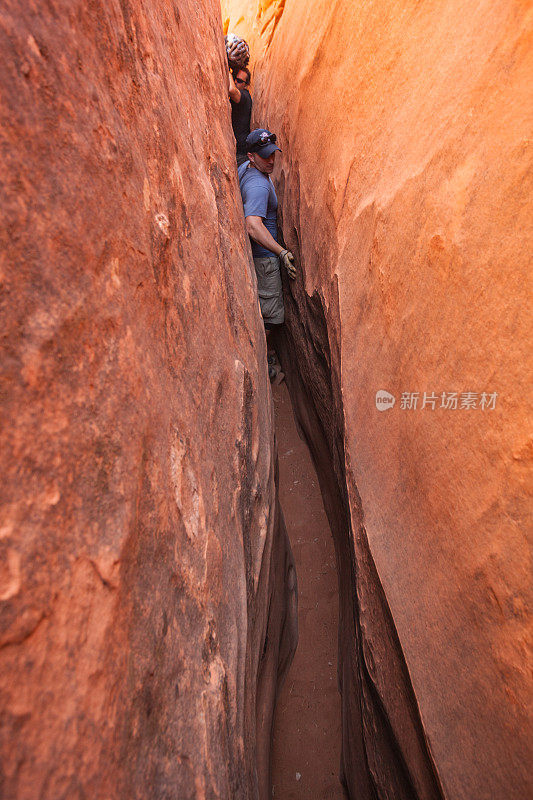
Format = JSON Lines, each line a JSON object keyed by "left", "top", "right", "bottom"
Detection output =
{"left": 238, "top": 129, "right": 296, "bottom": 367}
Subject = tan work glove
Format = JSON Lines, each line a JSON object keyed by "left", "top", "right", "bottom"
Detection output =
{"left": 279, "top": 249, "right": 296, "bottom": 280}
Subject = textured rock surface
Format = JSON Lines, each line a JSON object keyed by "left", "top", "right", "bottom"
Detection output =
{"left": 223, "top": 1, "right": 533, "bottom": 798}
{"left": 0, "top": 1, "right": 296, "bottom": 798}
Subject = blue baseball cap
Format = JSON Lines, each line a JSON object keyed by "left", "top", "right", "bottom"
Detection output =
{"left": 245, "top": 128, "right": 281, "bottom": 158}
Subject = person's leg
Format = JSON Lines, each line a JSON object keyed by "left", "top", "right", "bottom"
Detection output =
{"left": 254, "top": 257, "right": 284, "bottom": 327}
{"left": 264, "top": 323, "right": 284, "bottom": 383}
{"left": 254, "top": 257, "right": 285, "bottom": 383}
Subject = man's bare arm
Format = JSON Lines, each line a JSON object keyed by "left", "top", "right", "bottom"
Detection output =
{"left": 227, "top": 40, "right": 247, "bottom": 102}
{"left": 228, "top": 70, "right": 241, "bottom": 103}
{"left": 245, "top": 216, "right": 284, "bottom": 256}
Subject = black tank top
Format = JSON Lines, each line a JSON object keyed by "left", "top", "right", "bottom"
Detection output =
{"left": 230, "top": 89, "right": 252, "bottom": 154}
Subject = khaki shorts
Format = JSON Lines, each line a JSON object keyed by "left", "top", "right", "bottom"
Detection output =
{"left": 253, "top": 256, "right": 284, "bottom": 325}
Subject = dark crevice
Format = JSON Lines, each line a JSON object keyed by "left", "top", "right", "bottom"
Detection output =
{"left": 254, "top": 451, "right": 298, "bottom": 800}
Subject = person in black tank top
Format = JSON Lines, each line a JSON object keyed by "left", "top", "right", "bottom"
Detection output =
{"left": 228, "top": 67, "right": 252, "bottom": 166}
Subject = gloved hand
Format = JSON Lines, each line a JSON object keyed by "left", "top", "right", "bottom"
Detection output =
{"left": 225, "top": 36, "right": 250, "bottom": 68}
{"left": 228, "top": 40, "right": 246, "bottom": 58}
{"left": 279, "top": 249, "right": 297, "bottom": 280}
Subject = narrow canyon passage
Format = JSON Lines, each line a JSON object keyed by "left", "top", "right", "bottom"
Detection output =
{"left": 271, "top": 381, "right": 345, "bottom": 799}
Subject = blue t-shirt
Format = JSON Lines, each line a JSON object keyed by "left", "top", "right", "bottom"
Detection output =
{"left": 238, "top": 161, "right": 278, "bottom": 258}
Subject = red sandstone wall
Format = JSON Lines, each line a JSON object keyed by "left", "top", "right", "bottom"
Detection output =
{"left": 0, "top": 2, "right": 296, "bottom": 797}
{"left": 222, "top": 1, "right": 533, "bottom": 798}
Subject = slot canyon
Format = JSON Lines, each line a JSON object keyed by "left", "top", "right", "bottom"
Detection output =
{"left": 0, "top": 1, "right": 531, "bottom": 799}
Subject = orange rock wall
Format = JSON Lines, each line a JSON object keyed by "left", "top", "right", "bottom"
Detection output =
{"left": 0, "top": 2, "right": 296, "bottom": 798}
{"left": 222, "top": 1, "right": 533, "bottom": 798}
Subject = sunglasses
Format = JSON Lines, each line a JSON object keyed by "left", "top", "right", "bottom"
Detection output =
{"left": 235, "top": 77, "right": 249, "bottom": 86}
{"left": 258, "top": 132, "right": 276, "bottom": 145}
